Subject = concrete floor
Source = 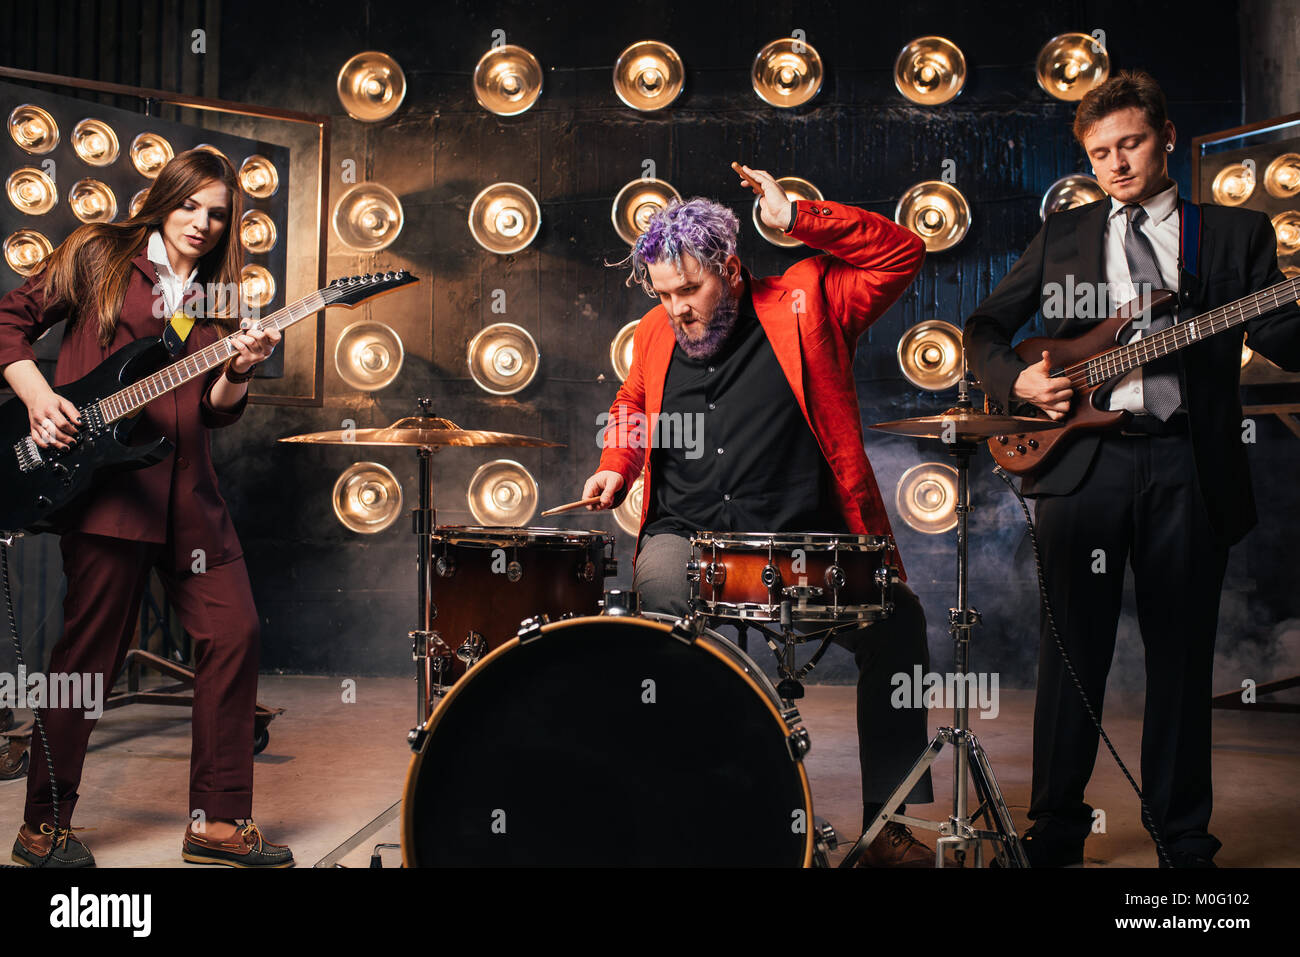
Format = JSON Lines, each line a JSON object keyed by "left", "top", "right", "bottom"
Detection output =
{"left": 1, "top": 676, "right": 1296, "bottom": 867}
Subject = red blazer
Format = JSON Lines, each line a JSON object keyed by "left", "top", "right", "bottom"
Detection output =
{"left": 0, "top": 251, "right": 247, "bottom": 568}
{"left": 599, "top": 199, "right": 925, "bottom": 573}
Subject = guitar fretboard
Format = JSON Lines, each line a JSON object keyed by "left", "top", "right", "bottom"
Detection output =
{"left": 1068, "top": 275, "right": 1300, "bottom": 388}
{"left": 97, "top": 290, "right": 328, "bottom": 423}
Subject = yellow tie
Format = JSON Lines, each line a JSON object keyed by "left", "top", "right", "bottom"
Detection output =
{"left": 168, "top": 308, "right": 195, "bottom": 342}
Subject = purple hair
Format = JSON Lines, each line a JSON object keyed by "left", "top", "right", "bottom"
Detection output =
{"left": 617, "top": 197, "right": 739, "bottom": 296}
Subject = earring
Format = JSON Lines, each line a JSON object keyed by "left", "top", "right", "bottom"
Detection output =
{"left": 1165, "top": 142, "right": 1174, "bottom": 153}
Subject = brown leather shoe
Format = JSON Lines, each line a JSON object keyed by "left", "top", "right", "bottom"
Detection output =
{"left": 182, "top": 821, "right": 294, "bottom": 868}
{"left": 11, "top": 823, "right": 96, "bottom": 868}
{"left": 855, "top": 822, "right": 934, "bottom": 868}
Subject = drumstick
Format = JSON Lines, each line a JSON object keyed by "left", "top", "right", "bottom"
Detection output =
{"left": 540, "top": 496, "right": 602, "bottom": 517}
{"left": 731, "top": 161, "right": 764, "bottom": 196}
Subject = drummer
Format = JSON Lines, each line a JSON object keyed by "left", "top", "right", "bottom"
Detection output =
{"left": 582, "top": 166, "right": 935, "bottom": 866}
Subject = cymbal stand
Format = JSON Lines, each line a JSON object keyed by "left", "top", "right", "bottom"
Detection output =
{"left": 840, "top": 383, "right": 1027, "bottom": 868}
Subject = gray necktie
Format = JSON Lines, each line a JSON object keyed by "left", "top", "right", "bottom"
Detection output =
{"left": 1123, "top": 204, "right": 1181, "bottom": 420}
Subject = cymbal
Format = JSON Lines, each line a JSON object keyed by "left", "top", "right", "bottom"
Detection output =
{"left": 279, "top": 415, "right": 565, "bottom": 449}
{"left": 872, "top": 407, "right": 1059, "bottom": 440}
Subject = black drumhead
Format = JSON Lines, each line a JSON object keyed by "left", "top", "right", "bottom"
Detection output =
{"left": 405, "top": 617, "right": 811, "bottom": 866}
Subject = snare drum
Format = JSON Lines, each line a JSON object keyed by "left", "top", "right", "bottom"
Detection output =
{"left": 402, "top": 614, "right": 815, "bottom": 866}
{"left": 426, "top": 527, "right": 615, "bottom": 693}
{"left": 689, "top": 532, "right": 897, "bottom": 623}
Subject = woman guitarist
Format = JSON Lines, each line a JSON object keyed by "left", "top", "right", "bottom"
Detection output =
{"left": 0, "top": 149, "right": 291, "bottom": 867}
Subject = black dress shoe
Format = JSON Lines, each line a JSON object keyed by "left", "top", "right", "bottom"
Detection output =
{"left": 1019, "top": 830, "right": 1084, "bottom": 868}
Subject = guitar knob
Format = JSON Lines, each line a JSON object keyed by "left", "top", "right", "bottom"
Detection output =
{"left": 36, "top": 495, "right": 52, "bottom": 509}
{"left": 1027, "top": 439, "right": 1038, "bottom": 449}
{"left": 1015, "top": 444, "right": 1026, "bottom": 454}
{"left": 996, "top": 435, "right": 1008, "bottom": 444}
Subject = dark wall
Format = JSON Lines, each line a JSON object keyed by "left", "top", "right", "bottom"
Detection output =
{"left": 5, "top": 1, "right": 1297, "bottom": 690}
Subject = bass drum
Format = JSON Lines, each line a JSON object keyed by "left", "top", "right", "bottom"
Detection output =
{"left": 402, "top": 614, "right": 814, "bottom": 866}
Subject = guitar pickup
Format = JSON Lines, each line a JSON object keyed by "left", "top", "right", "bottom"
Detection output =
{"left": 12, "top": 436, "right": 43, "bottom": 473}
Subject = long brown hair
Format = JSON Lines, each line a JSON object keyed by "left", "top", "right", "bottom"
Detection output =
{"left": 37, "top": 148, "right": 244, "bottom": 345}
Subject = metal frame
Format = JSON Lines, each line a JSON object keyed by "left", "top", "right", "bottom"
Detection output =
{"left": 0, "top": 65, "right": 330, "bottom": 407}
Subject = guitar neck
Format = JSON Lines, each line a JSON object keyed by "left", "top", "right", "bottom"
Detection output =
{"left": 1072, "top": 275, "right": 1300, "bottom": 387}
{"left": 97, "top": 290, "right": 325, "bottom": 424}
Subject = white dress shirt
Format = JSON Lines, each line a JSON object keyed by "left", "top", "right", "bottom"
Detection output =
{"left": 146, "top": 230, "right": 199, "bottom": 318}
{"left": 1102, "top": 182, "right": 1180, "bottom": 413}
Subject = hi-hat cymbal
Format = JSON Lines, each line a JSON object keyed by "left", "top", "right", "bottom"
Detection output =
{"left": 872, "top": 408, "right": 1059, "bottom": 441}
{"left": 279, "top": 415, "right": 564, "bottom": 449}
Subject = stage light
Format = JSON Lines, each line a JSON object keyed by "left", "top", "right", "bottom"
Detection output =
{"left": 613, "top": 472, "right": 644, "bottom": 536}
{"left": 335, "top": 320, "right": 404, "bottom": 392}
{"left": 6, "top": 167, "right": 57, "bottom": 215}
{"left": 72, "top": 119, "right": 119, "bottom": 166}
{"left": 754, "top": 176, "right": 822, "bottom": 247}
{"left": 895, "top": 181, "right": 971, "bottom": 252}
{"left": 467, "top": 459, "right": 539, "bottom": 526}
{"left": 611, "top": 178, "right": 680, "bottom": 245}
{"left": 1036, "top": 32, "right": 1109, "bottom": 101}
{"left": 240, "top": 209, "right": 277, "bottom": 254}
{"left": 894, "top": 36, "right": 966, "bottom": 105}
{"left": 3, "top": 229, "right": 52, "bottom": 276}
{"left": 240, "top": 264, "right": 275, "bottom": 309}
{"left": 896, "top": 463, "right": 958, "bottom": 534}
{"left": 1273, "top": 211, "right": 1300, "bottom": 257}
{"left": 333, "top": 182, "right": 404, "bottom": 251}
{"left": 130, "top": 132, "right": 173, "bottom": 178}
{"left": 238, "top": 154, "right": 279, "bottom": 198}
{"left": 337, "top": 51, "right": 407, "bottom": 122}
{"left": 897, "top": 320, "right": 963, "bottom": 391}
{"left": 129, "top": 189, "right": 149, "bottom": 218}
{"left": 1040, "top": 174, "right": 1106, "bottom": 220}
{"left": 68, "top": 179, "right": 117, "bottom": 223}
{"left": 468, "top": 182, "right": 540, "bottom": 254}
{"left": 752, "top": 37, "right": 823, "bottom": 108}
{"left": 474, "top": 44, "right": 543, "bottom": 116}
{"left": 1211, "top": 163, "right": 1255, "bottom": 206}
{"left": 613, "top": 41, "right": 684, "bottom": 111}
{"left": 1264, "top": 152, "right": 1300, "bottom": 199}
{"left": 610, "top": 319, "right": 638, "bottom": 381}
{"left": 467, "top": 322, "right": 539, "bottom": 395}
{"left": 333, "top": 462, "right": 403, "bottom": 533}
{"left": 8, "top": 105, "right": 58, "bottom": 153}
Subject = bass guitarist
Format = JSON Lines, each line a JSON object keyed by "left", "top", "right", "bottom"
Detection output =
{"left": 0, "top": 149, "right": 292, "bottom": 867}
{"left": 963, "top": 70, "right": 1300, "bottom": 867}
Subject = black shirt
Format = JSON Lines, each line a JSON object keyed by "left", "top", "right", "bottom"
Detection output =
{"left": 643, "top": 288, "right": 847, "bottom": 540}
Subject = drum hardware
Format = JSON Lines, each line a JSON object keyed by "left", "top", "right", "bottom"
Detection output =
{"left": 434, "top": 555, "right": 456, "bottom": 577}
{"left": 601, "top": 588, "right": 641, "bottom": 617}
{"left": 839, "top": 378, "right": 1028, "bottom": 868}
{"left": 454, "top": 631, "right": 486, "bottom": 667}
{"left": 761, "top": 563, "right": 780, "bottom": 588}
{"left": 517, "top": 615, "right": 548, "bottom": 642}
{"left": 505, "top": 559, "right": 523, "bottom": 582}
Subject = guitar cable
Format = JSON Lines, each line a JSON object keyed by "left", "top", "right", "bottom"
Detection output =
{"left": 992, "top": 466, "right": 1172, "bottom": 868}
{"left": 1, "top": 536, "right": 62, "bottom": 867}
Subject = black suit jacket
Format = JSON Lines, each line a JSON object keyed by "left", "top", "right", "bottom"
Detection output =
{"left": 963, "top": 198, "right": 1300, "bottom": 545}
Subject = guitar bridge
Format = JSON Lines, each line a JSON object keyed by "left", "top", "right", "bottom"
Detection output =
{"left": 13, "top": 435, "right": 43, "bottom": 473}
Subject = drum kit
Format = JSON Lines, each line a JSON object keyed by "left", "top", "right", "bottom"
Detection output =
{"left": 292, "top": 384, "right": 1053, "bottom": 868}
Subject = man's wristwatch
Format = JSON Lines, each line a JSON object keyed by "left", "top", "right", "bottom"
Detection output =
{"left": 224, "top": 359, "right": 257, "bottom": 384}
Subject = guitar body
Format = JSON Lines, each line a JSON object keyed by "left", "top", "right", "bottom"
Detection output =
{"left": 1, "top": 337, "right": 175, "bottom": 532}
{"left": 985, "top": 290, "right": 1177, "bottom": 475}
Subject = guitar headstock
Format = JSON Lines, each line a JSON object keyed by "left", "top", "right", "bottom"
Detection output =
{"left": 326, "top": 270, "right": 419, "bottom": 307}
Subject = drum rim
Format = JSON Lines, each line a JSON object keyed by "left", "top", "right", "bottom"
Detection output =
{"left": 401, "top": 613, "right": 814, "bottom": 867}
{"left": 432, "top": 525, "right": 613, "bottom": 547}
{"left": 690, "top": 531, "right": 893, "bottom": 550}
{"left": 695, "top": 599, "right": 890, "bottom": 622}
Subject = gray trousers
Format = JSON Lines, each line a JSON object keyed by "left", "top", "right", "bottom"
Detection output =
{"left": 634, "top": 533, "right": 933, "bottom": 826}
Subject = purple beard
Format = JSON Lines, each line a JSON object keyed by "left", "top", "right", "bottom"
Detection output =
{"left": 672, "top": 288, "right": 740, "bottom": 360}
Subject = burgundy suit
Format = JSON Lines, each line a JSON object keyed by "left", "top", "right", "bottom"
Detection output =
{"left": 599, "top": 199, "right": 926, "bottom": 574}
{"left": 0, "top": 251, "right": 260, "bottom": 827}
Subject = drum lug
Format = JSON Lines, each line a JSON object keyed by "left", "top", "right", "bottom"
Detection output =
{"left": 685, "top": 560, "right": 700, "bottom": 583}
{"left": 786, "top": 726, "right": 812, "bottom": 760}
{"left": 669, "top": 613, "right": 707, "bottom": 644}
{"left": 780, "top": 705, "right": 802, "bottom": 728}
{"left": 517, "top": 615, "right": 549, "bottom": 642}
{"left": 455, "top": 631, "right": 486, "bottom": 667}
{"left": 410, "top": 629, "right": 445, "bottom": 661}
{"left": 576, "top": 559, "right": 596, "bottom": 583}
{"left": 824, "top": 564, "right": 845, "bottom": 590}
{"left": 435, "top": 555, "right": 457, "bottom": 578}
{"left": 874, "top": 564, "right": 897, "bottom": 589}
{"left": 407, "top": 726, "right": 428, "bottom": 752}
{"left": 506, "top": 560, "right": 523, "bottom": 583}
{"left": 761, "top": 563, "right": 781, "bottom": 589}
{"left": 703, "top": 562, "right": 726, "bottom": 586}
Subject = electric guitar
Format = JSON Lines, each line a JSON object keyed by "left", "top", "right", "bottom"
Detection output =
{"left": 0, "top": 270, "right": 418, "bottom": 531}
{"left": 986, "top": 274, "right": 1300, "bottom": 476}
